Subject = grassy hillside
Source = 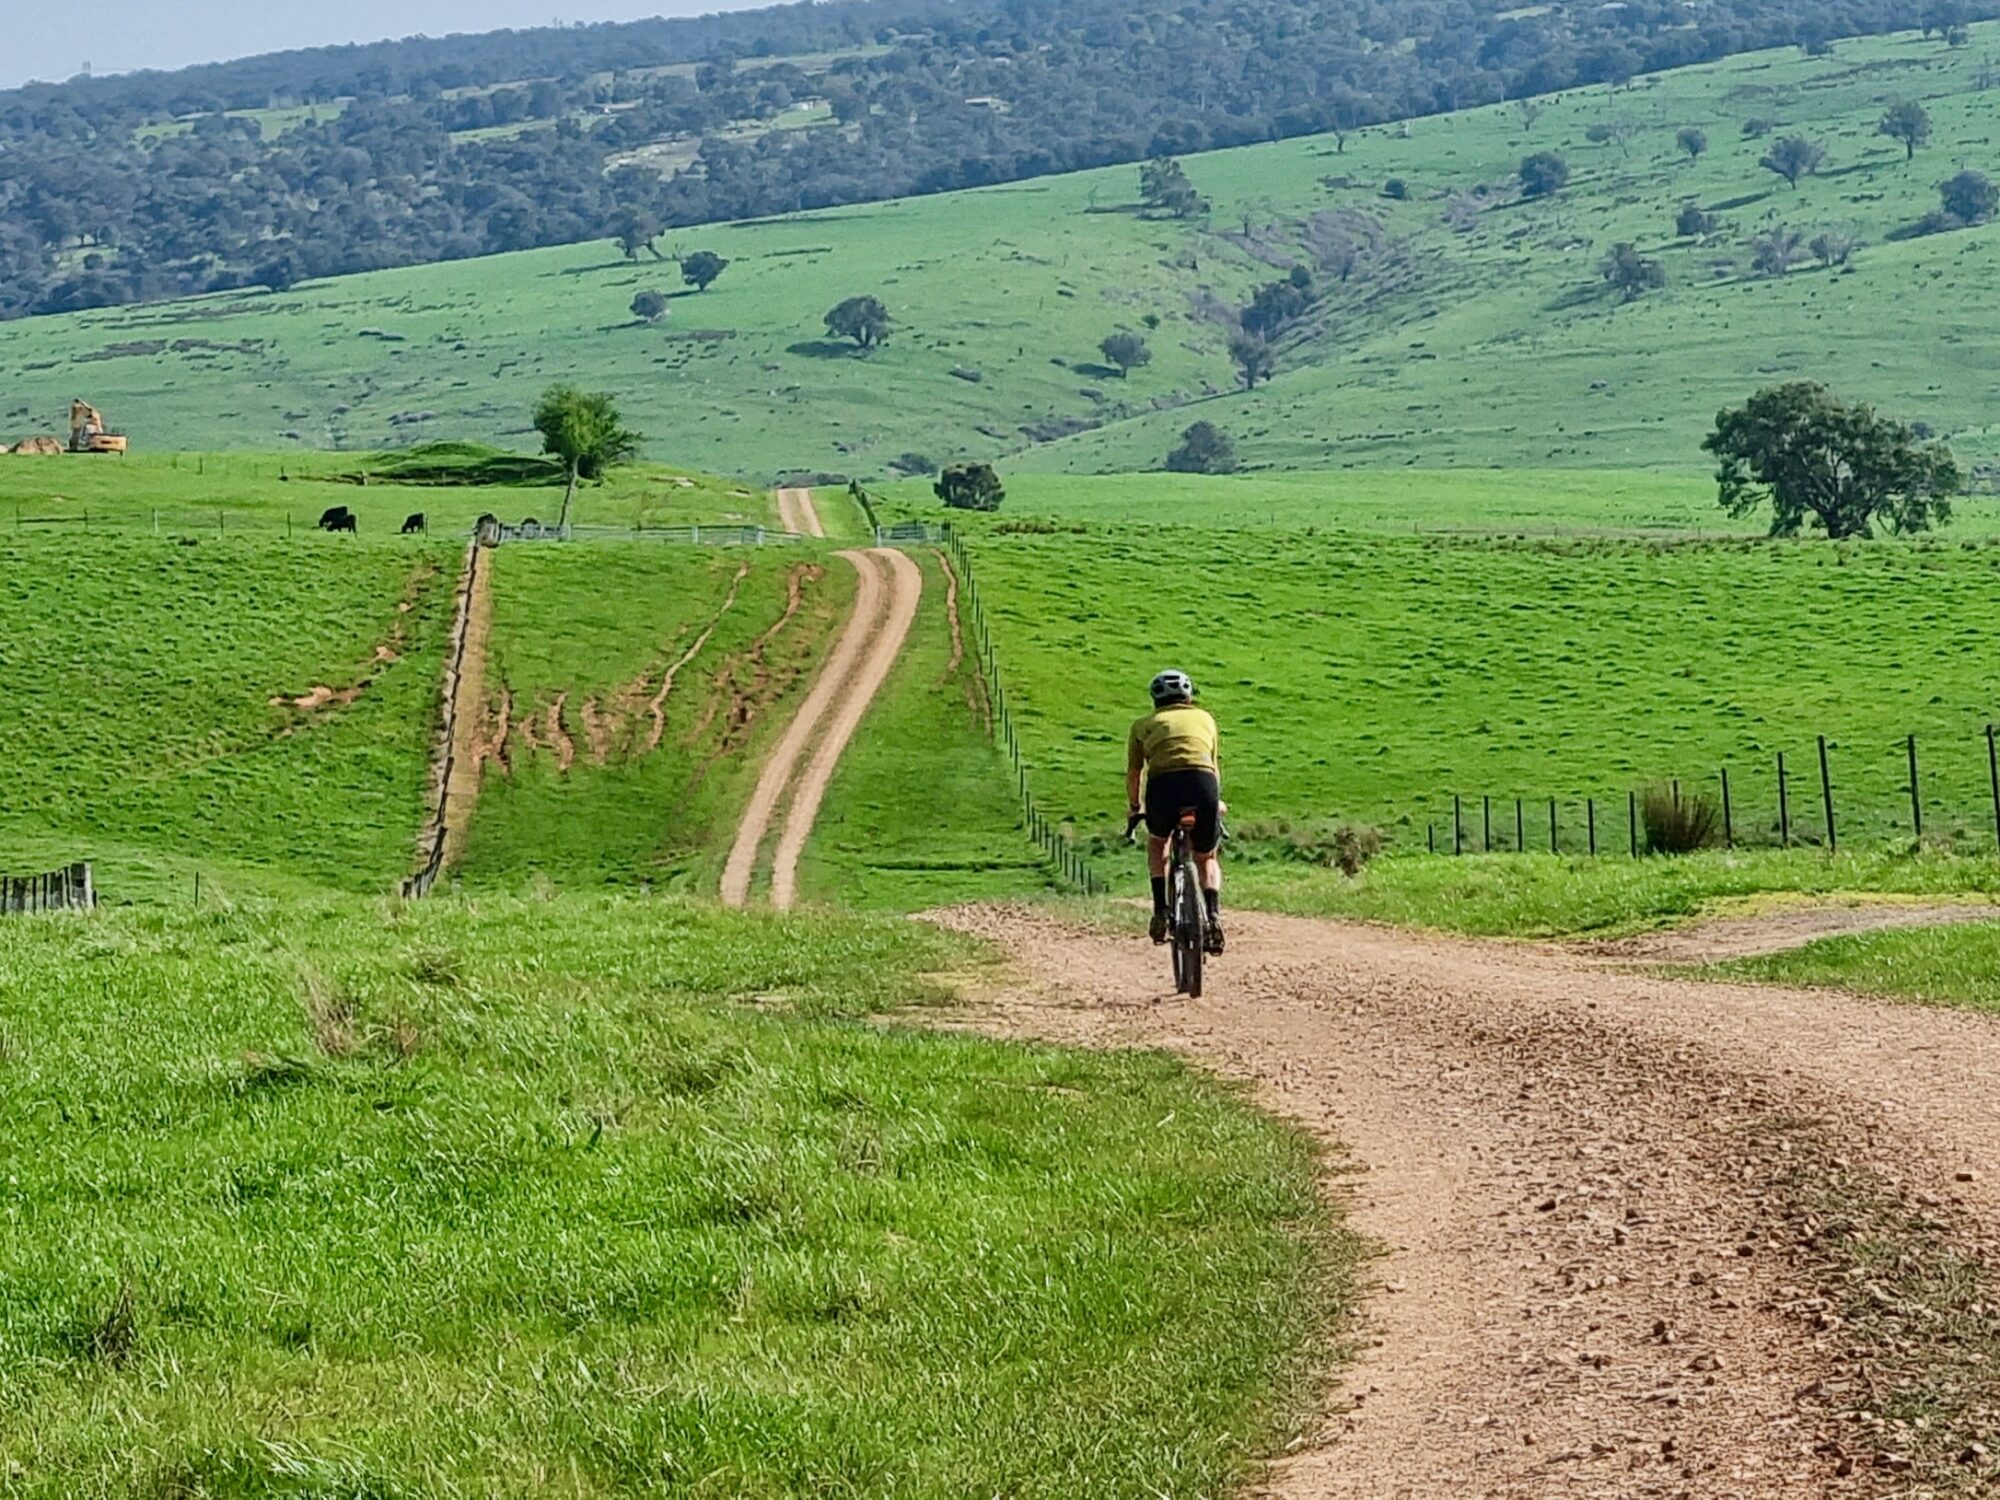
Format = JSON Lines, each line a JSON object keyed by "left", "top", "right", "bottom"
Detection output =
{"left": 0, "top": 448, "right": 779, "bottom": 538}
{"left": 0, "top": 534, "right": 451, "bottom": 897}
{"left": 459, "top": 545, "right": 853, "bottom": 891}
{"left": 3, "top": 25, "right": 1998, "bottom": 483}
{"left": 952, "top": 523, "right": 2000, "bottom": 854}
{"left": 0, "top": 894, "right": 1342, "bottom": 1495}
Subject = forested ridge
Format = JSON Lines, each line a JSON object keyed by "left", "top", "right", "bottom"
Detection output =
{"left": 0, "top": 0, "right": 1988, "bottom": 321}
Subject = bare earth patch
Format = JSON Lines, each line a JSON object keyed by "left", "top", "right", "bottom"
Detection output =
{"left": 924, "top": 905, "right": 2000, "bottom": 1498}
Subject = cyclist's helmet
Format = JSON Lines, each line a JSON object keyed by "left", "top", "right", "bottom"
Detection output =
{"left": 1149, "top": 669, "right": 1195, "bottom": 706}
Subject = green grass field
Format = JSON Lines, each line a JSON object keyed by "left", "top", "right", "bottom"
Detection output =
{"left": 0, "top": 447, "right": 778, "bottom": 539}
{"left": 460, "top": 545, "right": 852, "bottom": 891}
{"left": 798, "top": 548, "right": 1052, "bottom": 909}
{"left": 947, "top": 523, "right": 2000, "bottom": 856}
{"left": 0, "top": 895, "right": 1344, "bottom": 1495}
{"left": 0, "top": 534, "right": 452, "bottom": 897}
{"left": 7, "top": 25, "right": 2000, "bottom": 485}
{"left": 1719, "top": 917, "right": 2000, "bottom": 1010}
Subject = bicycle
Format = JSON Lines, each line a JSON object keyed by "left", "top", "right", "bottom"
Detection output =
{"left": 1127, "top": 808, "right": 1208, "bottom": 998}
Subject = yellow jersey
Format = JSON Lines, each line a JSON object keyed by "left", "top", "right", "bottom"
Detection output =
{"left": 1128, "top": 703, "right": 1219, "bottom": 778}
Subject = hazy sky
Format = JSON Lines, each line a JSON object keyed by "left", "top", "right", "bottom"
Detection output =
{"left": 1, "top": 2, "right": 778, "bottom": 90}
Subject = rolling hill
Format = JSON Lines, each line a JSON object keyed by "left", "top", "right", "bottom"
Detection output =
{"left": 3, "top": 24, "right": 1999, "bottom": 485}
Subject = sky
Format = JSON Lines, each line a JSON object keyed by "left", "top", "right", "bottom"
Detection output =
{"left": 0, "top": 1, "right": 778, "bottom": 90}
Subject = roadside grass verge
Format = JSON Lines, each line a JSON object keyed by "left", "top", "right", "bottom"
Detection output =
{"left": 799, "top": 549, "right": 1053, "bottom": 910}
{"left": 1716, "top": 920, "right": 2000, "bottom": 1014}
{"left": 0, "top": 535, "right": 449, "bottom": 894}
{"left": 1227, "top": 849, "right": 2000, "bottom": 939}
{"left": 458, "top": 546, "right": 851, "bottom": 891}
{"left": 0, "top": 895, "right": 1348, "bottom": 1496}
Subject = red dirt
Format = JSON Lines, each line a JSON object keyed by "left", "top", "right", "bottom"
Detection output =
{"left": 926, "top": 905, "right": 2000, "bottom": 1498}
{"left": 683, "top": 561, "right": 823, "bottom": 775}
{"left": 645, "top": 558, "right": 753, "bottom": 751}
{"left": 776, "top": 485, "right": 826, "bottom": 538}
{"left": 720, "top": 550, "right": 886, "bottom": 908}
{"left": 933, "top": 546, "right": 990, "bottom": 734}
{"left": 548, "top": 692, "right": 575, "bottom": 773}
{"left": 769, "top": 548, "right": 922, "bottom": 909}
{"left": 269, "top": 561, "right": 433, "bottom": 717}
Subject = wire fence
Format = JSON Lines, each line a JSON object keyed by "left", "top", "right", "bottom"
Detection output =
{"left": 1428, "top": 729, "right": 2000, "bottom": 857}
{"left": 940, "top": 522, "right": 1104, "bottom": 896}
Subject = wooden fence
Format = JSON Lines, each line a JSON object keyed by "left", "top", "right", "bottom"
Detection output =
{"left": 1, "top": 862, "right": 94, "bottom": 914}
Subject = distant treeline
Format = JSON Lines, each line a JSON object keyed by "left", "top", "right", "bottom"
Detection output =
{"left": 0, "top": 0, "right": 1988, "bottom": 321}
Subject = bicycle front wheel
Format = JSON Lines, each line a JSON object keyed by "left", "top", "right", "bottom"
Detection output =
{"left": 1173, "top": 862, "right": 1204, "bottom": 999}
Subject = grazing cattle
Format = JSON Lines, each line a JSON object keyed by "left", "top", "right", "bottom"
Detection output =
{"left": 318, "top": 506, "right": 357, "bottom": 534}
{"left": 401, "top": 513, "right": 427, "bottom": 535}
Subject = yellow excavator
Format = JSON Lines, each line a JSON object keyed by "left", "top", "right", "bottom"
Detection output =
{"left": 68, "top": 399, "right": 128, "bottom": 455}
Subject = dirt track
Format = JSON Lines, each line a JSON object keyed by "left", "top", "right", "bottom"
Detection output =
{"left": 720, "top": 548, "right": 921, "bottom": 907}
{"left": 930, "top": 905, "right": 2000, "bottom": 1498}
{"left": 776, "top": 485, "right": 825, "bottom": 538}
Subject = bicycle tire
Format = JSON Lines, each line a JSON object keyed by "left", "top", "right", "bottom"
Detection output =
{"left": 1174, "top": 858, "right": 1204, "bottom": 999}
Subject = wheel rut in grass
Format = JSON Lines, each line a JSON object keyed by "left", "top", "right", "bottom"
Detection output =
{"left": 927, "top": 905, "right": 2000, "bottom": 1498}
{"left": 720, "top": 548, "right": 921, "bottom": 908}
{"left": 776, "top": 485, "right": 825, "bottom": 538}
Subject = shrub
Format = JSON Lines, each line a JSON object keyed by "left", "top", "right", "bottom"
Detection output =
{"left": 1333, "top": 824, "right": 1384, "bottom": 877}
{"left": 889, "top": 452, "right": 937, "bottom": 476}
{"left": 1518, "top": 152, "right": 1569, "bottom": 198}
{"left": 630, "top": 289, "right": 667, "bottom": 323}
{"left": 1166, "top": 421, "right": 1238, "bottom": 474}
{"left": 1639, "top": 783, "right": 1720, "bottom": 855}
{"left": 1382, "top": 177, "right": 1410, "bottom": 199}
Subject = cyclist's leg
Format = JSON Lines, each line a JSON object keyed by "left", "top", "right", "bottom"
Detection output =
{"left": 1142, "top": 780, "right": 1175, "bottom": 943}
{"left": 1187, "top": 772, "right": 1224, "bottom": 950}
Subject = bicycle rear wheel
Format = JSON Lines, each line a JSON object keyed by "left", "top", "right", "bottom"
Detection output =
{"left": 1172, "top": 860, "right": 1204, "bottom": 998}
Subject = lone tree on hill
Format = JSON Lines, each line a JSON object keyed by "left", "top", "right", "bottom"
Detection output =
{"left": 1939, "top": 169, "right": 1999, "bottom": 225}
{"left": 1809, "top": 226, "right": 1860, "bottom": 267}
{"left": 631, "top": 289, "right": 667, "bottom": 324}
{"left": 533, "top": 385, "right": 641, "bottom": 533}
{"left": 1228, "top": 331, "right": 1274, "bottom": 389}
{"left": 1100, "top": 332, "right": 1151, "bottom": 377}
{"left": 1877, "top": 102, "right": 1932, "bottom": 161}
{"left": 1676, "top": 126, "right": 1708, "bottom": 162}
{"left": 825, "top": 294, "right": 892, "bottom": 348}
{"left": 1166, "top": 420, "right": 1238, "bottom": 474}
{"left": 1759, "top": 135, "right": 1825, "bottom": 188}
{"left": 1139, "top": 156, "right": 1207, "bottom": 219}
{"left": 1704, "top": 382, "right": 1962, "bottom": 539}
{"left": 934, "top": 462, "right": 1005, "bottom": 511}
{"left": 1598, "top": 242, "right": 1665, "bottom": 300}
{"left": 609, "top": 207, "right": 662, "bottom": 261}
{"left": 680, "top": 250, "right": 729, "bottom": 291}
{"left": 1751, "top": 225, "right": 1805, "bottom": 276}
{"left": 1518, "top": 151, "right": 1569, "bottom": 198}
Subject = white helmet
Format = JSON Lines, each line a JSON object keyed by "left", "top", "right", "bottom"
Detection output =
{"left": 1149, "top": 669, "right": 1194, "bottom": 706}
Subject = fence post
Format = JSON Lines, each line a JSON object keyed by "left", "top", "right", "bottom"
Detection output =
{"left": 1587, "top": 797, "right": 1597, "bottom": 856}
{"left": 1515, "top": 797, "right": 1524, "bottom": 852}
{"left": 1482, "top": 795, "right": 1491, "bottom": 854}
{"left": 1907, "top": 734, "right": 1922, "bottom": 844}
{"left": 1427, "top": 824, "right": 1435, "bottom": 855}
{"left": 1778, "top": 751, "right": 1790, "bottom": 847}
{"left": 1818, "top": 735, "right": 1836, "bottom": 852}
{"left": 1453, "top": 794, "right": 1462, "bottom": 855}
{"left": 1988, "top": 724, "right": 2000, "bottom": 852}
{"left": 1548, "top": 798, "right": 1557, "bottom": 855}
{"left": 1629, "top": 789, "right": 1638, "bottom": 857}
{"left": 1721, "top": 767, "right": 1733, "bottom": 849}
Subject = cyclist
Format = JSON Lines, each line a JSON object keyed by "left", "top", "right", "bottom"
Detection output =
{"left": 1127, "top": 669, "right": 1224, "bottom": 955}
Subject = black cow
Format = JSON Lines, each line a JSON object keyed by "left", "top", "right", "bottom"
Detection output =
{"left": 318, "top": 506, "right": 357, "bottom": 534}
{"left": 401, "top": 513, "right": 427, "bottom": 535}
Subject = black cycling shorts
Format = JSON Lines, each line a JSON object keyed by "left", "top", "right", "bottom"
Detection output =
{"left": 1143, "top": 768, "right": 1221, "bottom": 853}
